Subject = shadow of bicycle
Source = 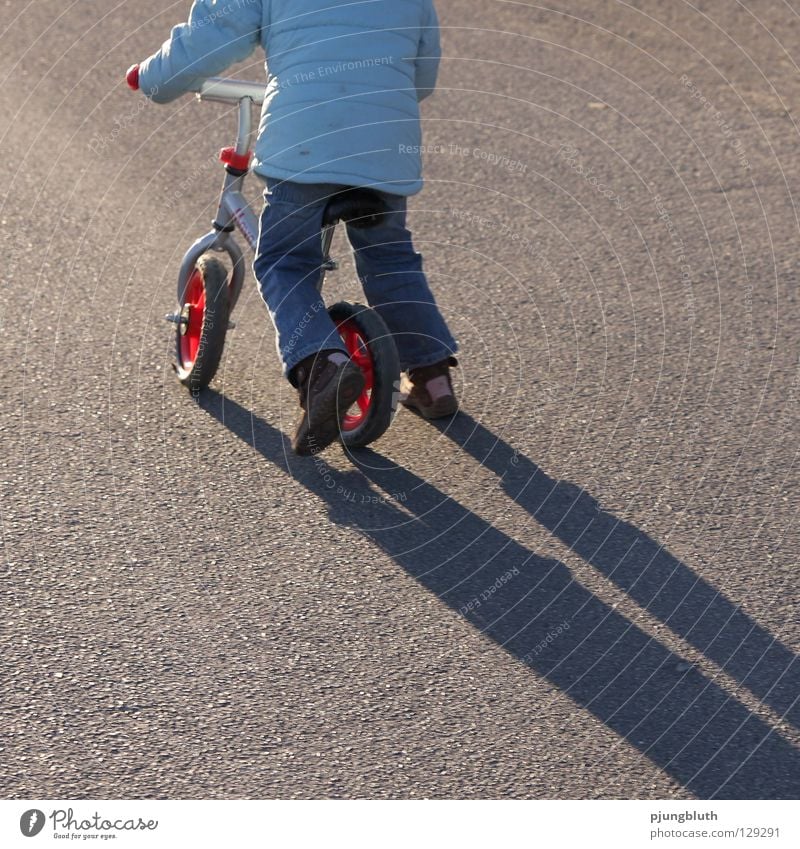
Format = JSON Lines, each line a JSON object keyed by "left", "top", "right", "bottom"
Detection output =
{"left": 199, "top": 391, "right": 800, "bottom": 799}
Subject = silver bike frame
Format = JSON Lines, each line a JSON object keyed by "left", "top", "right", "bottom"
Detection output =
{"left": 176, "top": 77, "right": 337, "bottom": 311}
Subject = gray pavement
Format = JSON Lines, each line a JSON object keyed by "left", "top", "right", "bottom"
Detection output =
{"left": 1, "top": 0, "right": 798, "bottom": 799}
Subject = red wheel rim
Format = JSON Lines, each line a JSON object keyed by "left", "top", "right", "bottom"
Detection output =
{"left": 337, "top": 319, "right": 373, "bottom": 431}
{"left": 180, "top": 269, "right": 205, "bottom": 369}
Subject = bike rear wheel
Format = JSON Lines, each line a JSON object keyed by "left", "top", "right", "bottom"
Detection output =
{"left": 328, "top": 301, "right": 400, "bottom": 448}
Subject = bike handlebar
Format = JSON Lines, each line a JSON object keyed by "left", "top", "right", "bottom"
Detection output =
{"left": 196, "top": 77, "right": 265, "bottom": 105}
{"left": 125, "top": 63, "right": 264, "bottom": 105}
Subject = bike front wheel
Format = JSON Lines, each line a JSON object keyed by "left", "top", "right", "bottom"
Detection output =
{"left": 173, "top": 255, "right": 229, "bottom": 392}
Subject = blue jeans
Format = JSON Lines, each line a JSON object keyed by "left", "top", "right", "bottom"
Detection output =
{"left": 252, "top": 178, "right": 458, "bottom": 383}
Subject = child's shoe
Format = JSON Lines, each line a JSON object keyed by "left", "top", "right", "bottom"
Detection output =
{"left": 400, "top": 356, "right": 459, "bottom": 419}
{"left": 291, "top": 351, "right": 365, "bottom": 455}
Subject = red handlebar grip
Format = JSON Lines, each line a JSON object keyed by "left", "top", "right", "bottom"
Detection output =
{"left": 126, "top": 64, "right": 140, "bottom": 91}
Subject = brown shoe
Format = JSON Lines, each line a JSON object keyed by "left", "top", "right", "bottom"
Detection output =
{"left": 400, "top": 356, "right": 459, "bottom": 419}
{"left": 291, "top": 351, "right": 365, "bottom": 455}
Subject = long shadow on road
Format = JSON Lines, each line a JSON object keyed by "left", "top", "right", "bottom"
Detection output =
{"left": 199, "top": 391, "right": 799, "bottom": 799}
{"left": 430, "top": 413, "right": 800, "bottom": 733}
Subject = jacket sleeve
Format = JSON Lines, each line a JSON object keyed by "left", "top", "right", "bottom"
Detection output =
{"left": 138, "top": 0, "right": 263, "bottom": 103}
{"left": 415, "top": 0, "right": 441, "bottom": 101}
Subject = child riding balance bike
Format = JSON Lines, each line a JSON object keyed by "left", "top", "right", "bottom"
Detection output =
{"left": 127, "top": 0, "right": 459, "bottom": 455}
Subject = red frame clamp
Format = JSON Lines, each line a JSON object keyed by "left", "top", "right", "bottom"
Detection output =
{"left": 219, "top": 147, "right": 252, "bottom": 171}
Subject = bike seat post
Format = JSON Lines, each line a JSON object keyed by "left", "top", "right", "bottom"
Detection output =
{"left": 318, "top": 223, "right": 338, "bottom": 293}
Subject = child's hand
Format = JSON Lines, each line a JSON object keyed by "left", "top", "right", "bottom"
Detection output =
{"left": 135, "top": 0, "right": 260, "bottom": 104}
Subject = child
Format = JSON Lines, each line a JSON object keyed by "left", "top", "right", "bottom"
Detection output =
{"left": 135, "top": 0, "right": 458, "bottom": 454}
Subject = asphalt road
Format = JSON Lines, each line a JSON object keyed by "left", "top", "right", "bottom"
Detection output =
{"left": 1, "top": 0, "right": 798, "bottom": 799}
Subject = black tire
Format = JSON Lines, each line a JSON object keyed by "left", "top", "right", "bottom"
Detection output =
{"left": 174, "top": 255, "right": 229, "bottom": 393}
{"left": 327, "top": 301, "right": 400, "bottom": 448}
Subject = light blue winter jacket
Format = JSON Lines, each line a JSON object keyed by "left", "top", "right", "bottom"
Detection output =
{"left": 139, "top": 0, "right": 440, "bottom": 195}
